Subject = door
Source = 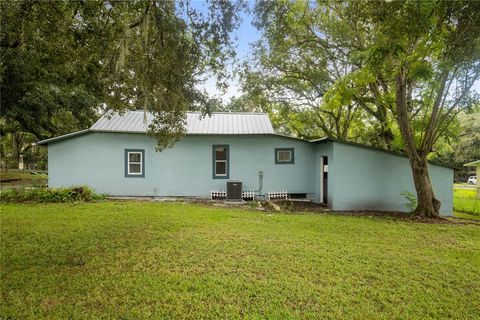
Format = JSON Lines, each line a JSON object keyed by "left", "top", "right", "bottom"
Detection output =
{"left": 320, "top": 156, "right": 328, "bottom": 204}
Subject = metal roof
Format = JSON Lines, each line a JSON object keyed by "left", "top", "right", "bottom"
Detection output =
{"left": 90, "top": 111, "right": 274, "bottom": 135}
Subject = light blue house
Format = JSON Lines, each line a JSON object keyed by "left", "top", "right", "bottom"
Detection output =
{"left": 37, "top": 111, "right": 453, "bottom": 215}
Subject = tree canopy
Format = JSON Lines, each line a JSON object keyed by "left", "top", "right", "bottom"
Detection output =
{"left": 243, "top": 0, "right": 399, "bottom": 147}
{"left": 245, "top": 0, "right": 480, "bottom": 217}
{"left": 355, "top": 0, "right": 480, "bottom": 216}
{"left": 1, "top": 0, "right": 243, "bottom": 149}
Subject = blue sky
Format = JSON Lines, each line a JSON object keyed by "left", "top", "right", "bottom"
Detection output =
{"left": 190, "top": 0, "right": 259, "bottom": 101}
{"left": 191, "top": 1, "right": 480, "bottom": 102}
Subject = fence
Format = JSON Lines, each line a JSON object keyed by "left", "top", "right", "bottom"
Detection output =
{"left": 267, "top": 191, "right": 288, "bottom": 200}
{"left": 210, "top": 190, "right": 256, "bottom": 200}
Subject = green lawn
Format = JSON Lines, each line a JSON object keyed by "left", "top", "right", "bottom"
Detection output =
{"left": 1, "top": 202, "right": 480, "bottom": 319}
{"left": 453, "top": 211, "right": 480, "bottom": 221}
{"left": 454, "top": 183, "right": 475, "bottom": 187}
{"left": 454, "top": 188, "right": 480, "bottom": 216}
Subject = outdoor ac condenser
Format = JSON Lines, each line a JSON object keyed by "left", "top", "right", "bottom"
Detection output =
{"left": 226, "top": 180, "right": 242, "bottom": 201}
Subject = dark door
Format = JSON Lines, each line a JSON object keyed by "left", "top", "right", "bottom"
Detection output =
{"left": 322, "top": 156, "right": 328, "bottom": 204}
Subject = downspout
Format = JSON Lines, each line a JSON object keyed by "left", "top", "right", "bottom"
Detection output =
{"left": 256, "top": 170, "right": 264, "bottom": 199}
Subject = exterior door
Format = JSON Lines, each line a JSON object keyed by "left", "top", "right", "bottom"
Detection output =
{"left": 320, "top": 156, "right": 328, "bottom": 204}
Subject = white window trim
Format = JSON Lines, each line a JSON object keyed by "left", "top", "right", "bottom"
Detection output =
{"left": 127, "top": 151, "right": 143, "bottom": 175}
{"left": 213, "top": 144, "right": 229, "bottom": 179}
{"left": 215, "top": 160, "right": 228, "bottom": 176}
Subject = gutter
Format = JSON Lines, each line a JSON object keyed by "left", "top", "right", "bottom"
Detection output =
{"left": 36, "top": 129, "right": 92, "bottom": 145}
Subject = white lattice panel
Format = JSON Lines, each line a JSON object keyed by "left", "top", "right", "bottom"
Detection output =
{"left": 267, "top": 191, "right": 288, "bottom": 200}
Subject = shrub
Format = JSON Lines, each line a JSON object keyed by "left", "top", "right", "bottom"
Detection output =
{"left": 0, "top": 186, "right": 105, "bottom": 203}
{"left": 401, "top": 191, "right": 417, "bottom": 213}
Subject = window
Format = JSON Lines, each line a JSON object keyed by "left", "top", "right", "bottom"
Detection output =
{"left": 125, "top": 149, "right": 145, "bottom": 177}
{"left": 128, "top": 152, "right": 142, "bottom": 174}
{"left": 275, "top": 148, "right": 294, "bottom": 164}
{"left": 213, "top": 145, "right": 229, "bottom": 179}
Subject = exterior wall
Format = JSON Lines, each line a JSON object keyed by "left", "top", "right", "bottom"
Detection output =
{"left": 47, "top": 132, "right": 453, "bottom": 215}
{"left": 47, "top": 132, "right": 316, "bottom": 198}
{"left": 329, "top": 142, "right": 453, "bottom": 216}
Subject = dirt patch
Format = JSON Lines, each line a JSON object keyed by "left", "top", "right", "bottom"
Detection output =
{"left": 312, "top": 209, "right": 480, "bottom": 225}
{"left": 265, "top": 200, "right": 329, "bottom": 213}
{"left": 194, "top": 199, "right": 479, "bottom": 225}
{"left": 107, "top": 197, "right": 478, "bottom": 225}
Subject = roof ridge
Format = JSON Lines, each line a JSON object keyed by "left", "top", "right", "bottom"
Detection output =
{"left": 88, "top": 110, "right": 274, "bottom": 135}
{"left": 115, "top": 110, "right": 268, "bottom": 115}
{"left": 187, "top": 111, "right": 268, "bottom": 115}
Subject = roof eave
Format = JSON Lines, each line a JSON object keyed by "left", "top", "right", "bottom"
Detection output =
{"left": 309, "top": 137, "right": 331, "bottom": 143}
{"left": 36, "top": 129, "right": 91, "bottom": 145}
{"left": 35, "top": 130, "right": 286, "bottom": 145}
{"left": 464, "top": 160, "right": 480, "bottom": 167}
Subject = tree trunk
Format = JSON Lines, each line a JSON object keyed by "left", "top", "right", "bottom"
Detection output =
{"left": 395, "top": 71, "right": 441, "bottom": 218}
{"left": 12, "top": 132, "right": 24, "bottom": 169}
{"left": 410, "top": 157, "right": 441, "bottom": 218}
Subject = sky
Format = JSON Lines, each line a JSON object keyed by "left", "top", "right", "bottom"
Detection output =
{"left": 191, "top": 1, "right": 480, "bottom": 102}
{"left": 190, "top": 0, "right": 259, "bottom": 102}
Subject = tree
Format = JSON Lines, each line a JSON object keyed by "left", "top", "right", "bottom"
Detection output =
{"left": 247, "top": 1, "right": 397, "bottom": 147}
{"left": 1, "top": 0, "right": 243, "bottom": 150}
{"left": 354, "top": 1, "right": 480, "bottom": 217}
{"left": 218, "top": 93, "right": 325, "bottom": 139}
{"left": 0, "top": 118, "right": 45, "bottom": 169}
{"left": 435, "top": 106, "right": 480, "bottom": 181}
{"left": 251, "top": 0, "right": 480, "bottom": 217}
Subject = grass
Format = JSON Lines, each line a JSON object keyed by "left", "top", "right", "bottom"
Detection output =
{"left": 1, "top": 201, "right": 480, "bottom": 319}
{"left": 453, "top": 211, "right": 480, "bottom": 221}
{"left": 454, "top": 188, "right": 480, "bottom": 216}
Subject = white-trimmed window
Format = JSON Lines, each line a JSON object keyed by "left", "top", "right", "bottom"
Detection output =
{"left": 213, "top": 145, "right": 229, "bottom": 179}
{"left": 125, "top": 149, "right": 145, "bottom": 177}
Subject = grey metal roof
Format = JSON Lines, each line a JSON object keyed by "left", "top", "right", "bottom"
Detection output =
{"left": 91, "top": 111, "right": 274, "bottom": 135}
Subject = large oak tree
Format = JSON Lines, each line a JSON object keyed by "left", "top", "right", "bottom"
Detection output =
{"left": 1, "top": 0, "right": 243, "bottom": 150}
{"left": 359, "top": 1, "right": 480, "bottom": 217}
{"left": 246, "top": 0, "right": 399, "bottom": 147}
{"left": 250, "top": 0, "right": 480, "bottom": 217}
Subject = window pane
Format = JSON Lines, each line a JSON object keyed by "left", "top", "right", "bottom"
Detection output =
{"left": 215, "top": 161, "right": 226, "bottom": 175}
{"left": 278, "top": 151, "right": 291, "bottom": 162}
{"left": 129, "top": 163, "right": 141, "bottom": 174}
{"left": 215, "top": 147, "right": 226, "bottom": 160}
{"left": 129, "top": 153, "right": 141, "bottom": 163}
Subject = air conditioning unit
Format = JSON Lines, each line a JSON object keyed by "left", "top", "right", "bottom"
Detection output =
{"left": 226, "top": 180, "right": 242, "bottom": 201}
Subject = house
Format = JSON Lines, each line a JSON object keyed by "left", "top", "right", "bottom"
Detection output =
{"left": 37, "top": 111, "right": 453, "bottom": 215}
{"left": 464, "top": 160, "right": 479, "bottom": 198}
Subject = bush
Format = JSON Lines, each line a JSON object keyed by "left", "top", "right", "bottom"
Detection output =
{"left": 401, "top": 191, "right": 417, "bottom": 213}
{"left": 0, "top": 186, "right": 105, "bottom": 203}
